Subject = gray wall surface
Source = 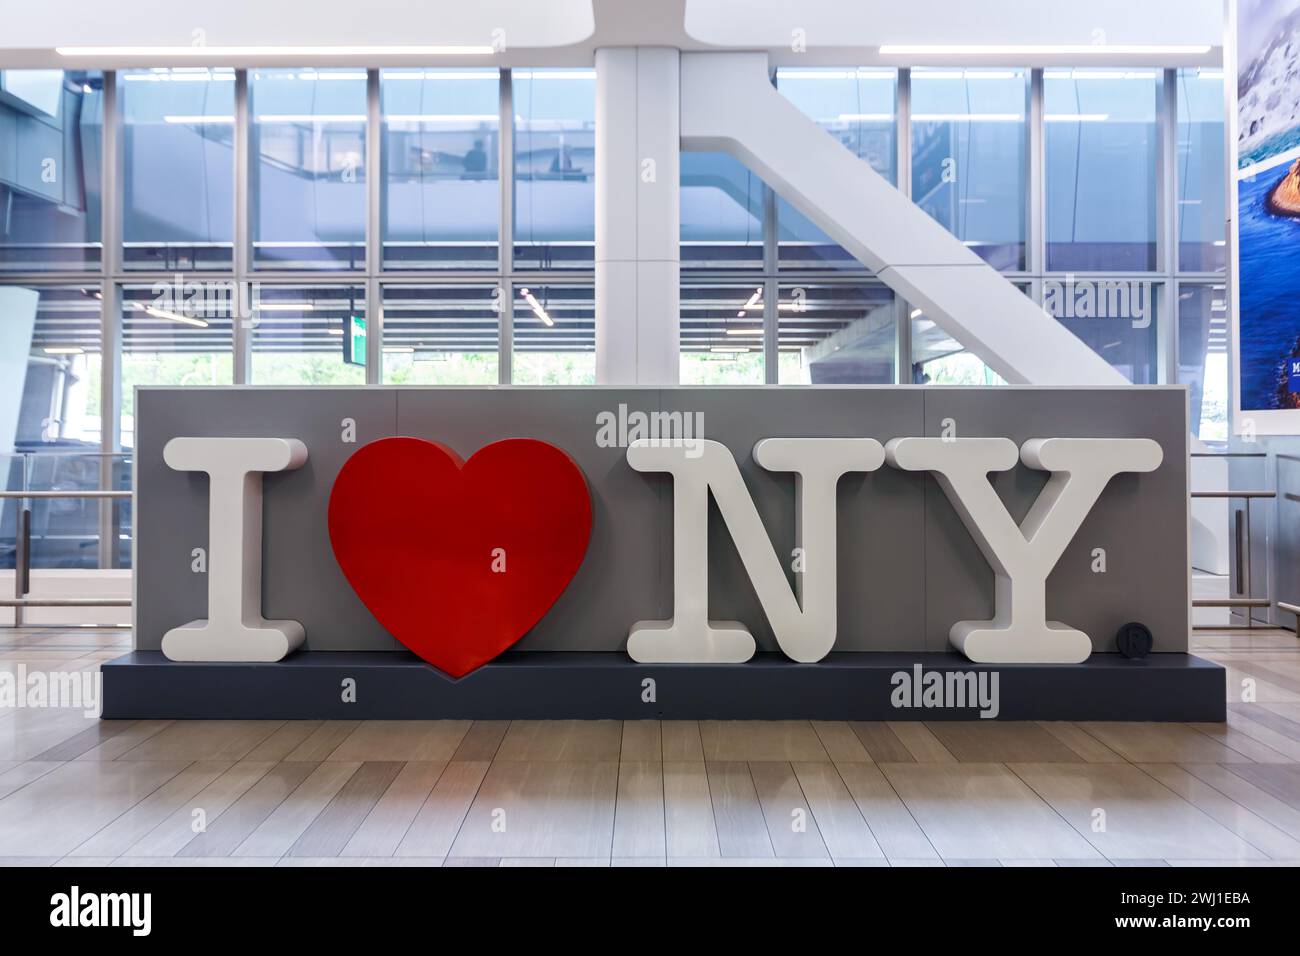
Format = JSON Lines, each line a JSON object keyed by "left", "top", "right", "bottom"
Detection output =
{"left": 133, "top": 386, "right": 1190, "bottom": 655}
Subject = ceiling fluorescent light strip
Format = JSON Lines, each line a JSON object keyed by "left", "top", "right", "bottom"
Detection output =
{"left": 513, "top": 70, "right": 597, "bottom": 80}
{"left": 911, "top": 112, "right": 1023, "bottom": 122}
{"left": 291, "top": 71, "right": 368, "bottom": 80}
{"left": 381, "top": 71, "right": 499, "bottom": 81}
{"left": 519, "top": 288, "right": 553, "bottom": 327}
{"left": 1044, "top": 113, "right": 1111, "bottom": 122}
{"left": 879, "top": 44, "right": 1211, "bottom": 55}
{"left": 912, "top": 70, "right": 1021, "bottom": 80}
{"left": 57, "top": 45, "right": 495, "bottom": 57}
{"left": 139, "top": 304, "right": 210, "bottom": 328}
{"left": 737, "top": 286, "right": 763, "bottom": 317}
{"left": 1044, "top": 70, "right": 1158, "bottom": 80}
{"left": 385, "top": 114, "right": 499, "bottom": 124}
{"left": 778, "top": 70, "right": 894, "bottom": 81}
{"left": 255, "top": 114, "right": 366, "bottom": 123}
{"left": 122, "top": 70, "right": 235, "bottom": 82}
{"left": 164, "top": 115, "right": 235, "bottom": 124}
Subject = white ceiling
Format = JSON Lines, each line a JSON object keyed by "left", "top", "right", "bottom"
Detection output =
{"left": 0, "top": 0, "right": 1225, "bottom": 68}
{"left": 687, "top": 0, "right": 1224, "bottom": 47}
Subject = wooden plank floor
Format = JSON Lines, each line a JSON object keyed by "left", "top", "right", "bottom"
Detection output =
{"left": 1, "top": 627, "right": 1298, "bottom": 867}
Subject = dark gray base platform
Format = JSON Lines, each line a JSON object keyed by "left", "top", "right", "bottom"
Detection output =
{"left": 101, "top": 651, "right": 1226, "bottom": 721}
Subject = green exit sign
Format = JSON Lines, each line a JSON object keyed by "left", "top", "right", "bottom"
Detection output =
{"left": 343, "top": 315, "right": 366, "bottom": 367}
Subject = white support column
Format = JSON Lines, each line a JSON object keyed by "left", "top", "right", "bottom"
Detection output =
{"left": 232, "top": 69, "right": 252, "bottom": 384}
{"left": 595, "top": 47, "right": 681, "bottom": 385}
{"left": 365, "top": 68, "right": 383, "bottom": 386}
{"left": 99, "top": 71, "right": 122, "bottom": 571}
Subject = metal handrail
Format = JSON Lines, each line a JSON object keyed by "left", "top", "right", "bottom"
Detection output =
{"left": 0, "top": 599, "right": 131, "bottom": 608}
{"left": 0, "top": 490, "right": 130, "bottom": 499}
{"left": 1193, "top": 598, "right": 1270, "bottom": 608}
{"left": 1189, "top": 489, "right": 1279, "bottom": 630}
{"left": 4, "top": 488, "right": 134, "bottom": 626}
{"left": 1190, "top": 490, "right": 1276, "bottom": 499}
{"left": 0, "top": 452, "right": 131, "bottom": 458}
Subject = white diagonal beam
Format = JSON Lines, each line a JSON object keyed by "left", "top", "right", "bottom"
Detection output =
{"left": 679, "top": 52, "right": 1128, "bottom": 387}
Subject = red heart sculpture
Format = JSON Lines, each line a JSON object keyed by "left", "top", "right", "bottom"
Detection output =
{"left": 328, "top": 437, "right": 592, "bottom": 677}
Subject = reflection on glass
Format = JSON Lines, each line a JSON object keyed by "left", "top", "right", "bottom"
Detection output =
{"left": 1045, "top": 69, "right": 1158, "bottom": 271}
{"left": 910, "top": 287, "right": 1033, "bottom": 385}
{"left": 5, "top": 285, "right": 103, "bottom": 446}
{"left": 382, "top": 284, "right": 499, "bottom": 383}
{"left": 382, "top": 69, "right": 499, "bottom": 270}
{"left": 911, "top": 311, "right": 1006, "bottom": 385}
{"left": 0, "top": 447, "right": 130, "bottom": 570}
{"left": 681, "top": 152, "right": 765, "bottom": 271}
{"left": 911, "top": 69, "right": 1027, "bottom": 270}
{"left": 1177, "top": 69, "right": 1227, "bottom": 273}
{"left": 122, "top": 68, "right": 235, "bottom": 271}
{"left": 250, "top": 69, "right": 366, "bottom": 270}
{"left": 249, "top": 284, "right": 366, "bottom": 384}
{"left": 511, "top": 283, "right": 595, "bottom": 384}
{"left": 777, "top": 283, "right": 895, "bottom": 383}
{"left": 119, "top": 283, "right": 234, "bottom": 449}
{"left": 513, "top": 69, "right": 595, "bottom": 270}
{"left": 776, "top": 68, "right": 896, "bottom": 270}
{"left": 1178, "top": 283, "right": 1228, "bottom": 440}
{"left": 1044, "top": 275, "right": 1159, "bottom": 382}
{"left": 679, "top": 283, "right": 766, "bottom": 384}
{"left": 0, "top": 71, "right": 104, "bottom": 272}
{"left": 0, "top": 284, "right": 116, "bottom": 567}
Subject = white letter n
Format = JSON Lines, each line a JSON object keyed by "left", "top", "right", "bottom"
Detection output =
{"left": 625, "top": 437, "right": 883, "bottom": 663}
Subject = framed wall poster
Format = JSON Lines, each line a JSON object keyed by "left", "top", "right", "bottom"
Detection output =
{"left": 1234, "top": 0, "right": 1300, "bottom": 434}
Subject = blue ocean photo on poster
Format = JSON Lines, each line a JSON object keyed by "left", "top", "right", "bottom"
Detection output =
{"left": 1239, "top": 162, "right": 1300, "bottom": 410}
{"left": 1238, "top": 0, "right": 1300, "bottom": 169}
{"left": 1238, "top": 0, "right": 1300, "bottom": 411}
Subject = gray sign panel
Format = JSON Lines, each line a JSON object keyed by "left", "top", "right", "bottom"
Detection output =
{"left": 133, "top": 386, "right": 1189, "bottom": 656}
